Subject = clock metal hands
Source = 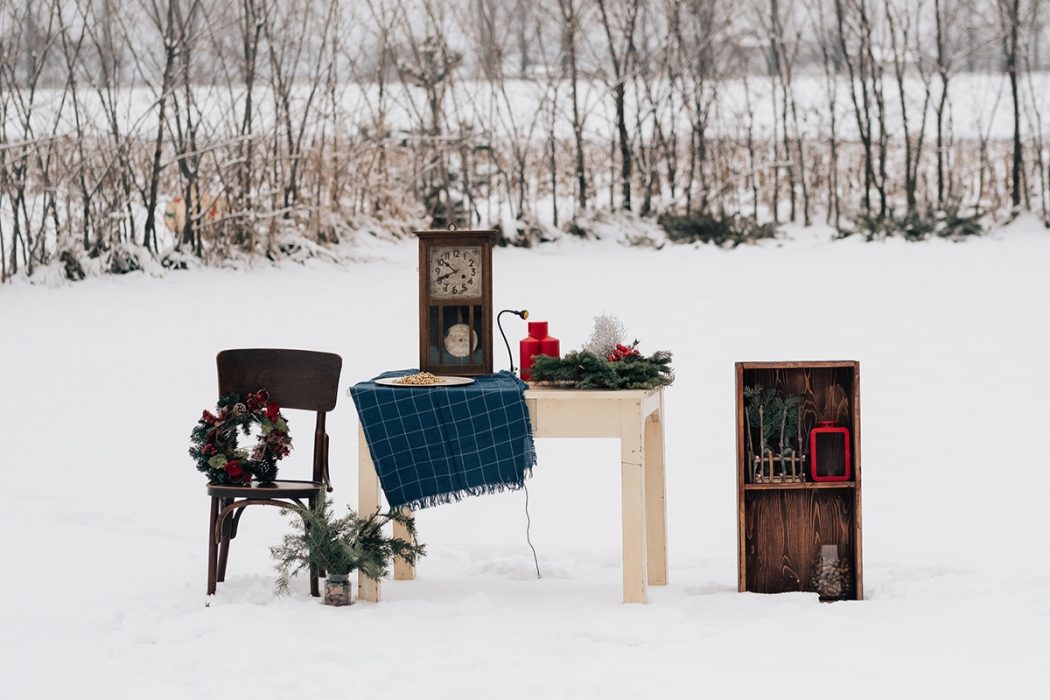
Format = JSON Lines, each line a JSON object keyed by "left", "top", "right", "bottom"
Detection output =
{"left": 435, "top": 257, "right": 460, "bottom": 284}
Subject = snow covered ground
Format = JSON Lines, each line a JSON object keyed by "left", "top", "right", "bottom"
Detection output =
{"left": 2, "top": 222, "right": 1048, "bottom": 698}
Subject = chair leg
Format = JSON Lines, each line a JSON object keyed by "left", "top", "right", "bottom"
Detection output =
{"left": 207, "top": 497, "right": 219, "bottom": 595}
{"left": 216, "top": 543, "right": 230, "bottom": 583}
{"left": 217, "top": 533, "right": 231, "bottom": 583}
{"left": 217, "top": 498, "right": 232, "bottom": 582}
{"left": 308, "top": 494, "right": 320, "bottom": 597}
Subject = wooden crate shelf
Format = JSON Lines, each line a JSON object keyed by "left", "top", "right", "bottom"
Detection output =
{"left": 743, "top": 481, "right": 856, "bottom": 491}
{"left": 736, "top": 361, "right": 864, "bottom": 600}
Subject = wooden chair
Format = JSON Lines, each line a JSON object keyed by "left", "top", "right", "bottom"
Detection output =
{"left": 207, "top": 349, "right": 342, "bottom": 597}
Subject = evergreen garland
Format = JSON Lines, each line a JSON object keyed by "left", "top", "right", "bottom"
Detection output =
{"left": 271, "top": 495, "right": 427, "bottom": 595}
{"left": 530, "top": 342, "right": 674, "bottom": 390}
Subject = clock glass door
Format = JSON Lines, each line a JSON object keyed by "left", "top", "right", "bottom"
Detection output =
{"left": 428, "top": 304, "right": 484, "bottom": 367}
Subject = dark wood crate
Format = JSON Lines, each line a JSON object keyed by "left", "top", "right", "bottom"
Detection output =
{"left": 735, "top": 361, "right": 864, "bottom": 600}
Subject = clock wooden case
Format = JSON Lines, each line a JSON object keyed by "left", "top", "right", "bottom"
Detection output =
{"left": 415, "top": 227, "right": 494, "bottom": 376}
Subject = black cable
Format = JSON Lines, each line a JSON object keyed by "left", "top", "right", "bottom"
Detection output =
{"left": 524, "top": 481, "right": 541, "bottom": 579}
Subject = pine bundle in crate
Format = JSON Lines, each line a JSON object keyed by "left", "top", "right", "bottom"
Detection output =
{"left": 743, "top": 385, "right": 808, "bottom": 483}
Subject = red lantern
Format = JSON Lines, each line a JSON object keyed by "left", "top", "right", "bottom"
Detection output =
{"left": 809, "top": 421, "right": 851, "bottom": 481}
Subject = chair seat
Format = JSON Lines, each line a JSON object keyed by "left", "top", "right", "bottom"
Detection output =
{"left": 206, "top": 480, "right": 325, "bottom": 499}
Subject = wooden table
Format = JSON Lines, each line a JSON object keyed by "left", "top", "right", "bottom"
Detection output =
{"left": 357, "top": 386, "right": 667, "bottom": 604}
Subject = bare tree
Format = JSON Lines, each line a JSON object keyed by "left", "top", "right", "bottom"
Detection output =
{"left": 137, "top": 0, "right": 198, "bottom": 255}
{"left": 815, "top": 0, "right": 841, "bottom": 228}
{"left": 673, "top": 0, "right": 727, "bottom": 216}
{"left": 998, "top": 0, "right": 1026, "bottom": 212}
{"left": 231, "top": 0, "right": 264, "bottom": 248}
{"left": 0, "top": 0, "right": 63, "bottom": 276}
{"left": 886, "top": 0, "right": 930, "bottom": 216}
{"left": 556, "top": 0, "right": 590, "bottom": 211}
{"left": 932, "top": 0, "right": 954, "bottom": 208}
{"left": 263, "top": 0, "right": 337, "bottom": 221}
{"left": 461, "top": 0, "right": 546, "bottom": 224}
{"left": 77, "top": 0, "right": 140, "bottom": 254}
{"left": 595, "top": 0, "right": 641, "bottom": 211}
{"left": 834, "top": 0, "right": 888, "bottom": 218}
{"left": 393, "top": 1, "right": 464, "bottom": 225}
{"left": 57, "top": 0, "right": 92, "bottom": 255}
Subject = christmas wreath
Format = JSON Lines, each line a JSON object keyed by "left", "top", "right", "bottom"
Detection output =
{"left": 189, "top": 389, "right": 292, "bottom": 485}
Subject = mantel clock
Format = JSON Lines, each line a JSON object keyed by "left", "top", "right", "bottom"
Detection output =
{"left": 416, "top": 226, "right": 494, "bottom": 376}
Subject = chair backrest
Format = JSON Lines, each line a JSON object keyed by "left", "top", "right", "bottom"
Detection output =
{"left": 216, "top": 349, "right": 342, "bottom": 485}
{"left": 217, "top": 349, "right": 342, "bottom": 411}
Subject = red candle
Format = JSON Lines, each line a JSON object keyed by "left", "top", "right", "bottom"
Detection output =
{"left": 539, "top": 335, "right": 560, "bottom": 359}
{"left": 519, "top": 335, "right": 541, "bottom": 380}
{"left": 520, "top": 321, "right": 558, "bottom": 381}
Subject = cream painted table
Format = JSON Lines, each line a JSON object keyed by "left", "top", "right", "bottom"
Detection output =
{"left": 357, "top": 386, "right": 668, "bottom": 604}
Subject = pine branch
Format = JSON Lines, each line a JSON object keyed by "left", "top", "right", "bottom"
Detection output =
{"left": 270, "top": 496, "right": 426, "bottom": 595}
{"left": 530, "top": 349, "right": 673, "bottom": 390}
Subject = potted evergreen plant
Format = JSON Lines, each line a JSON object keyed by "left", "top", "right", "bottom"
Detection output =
{"left": 271, "top": 496, "right": 426, "bottom": 606}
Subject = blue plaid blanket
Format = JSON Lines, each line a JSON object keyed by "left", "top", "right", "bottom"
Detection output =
{"left": 350, "top": 370, "right": 536, "bottom": 510}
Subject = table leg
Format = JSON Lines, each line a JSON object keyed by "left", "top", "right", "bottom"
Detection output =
{"left": 358, "top": 423, "right": 382, "bottom": 602}
{"left": 644, "top": 393, "right": 668, "bottom": 585}
{"left": 620, "top": 400, "right": 648, "bottom": 604}
{"left": 393, "top": 507, "right": 416, "bottom": 580}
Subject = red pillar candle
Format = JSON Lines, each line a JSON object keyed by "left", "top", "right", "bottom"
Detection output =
{"left": 519, "top": 334, "right": 542, "bottom": 381}
{"left": 539, "top": 334, "right": 560, "bottom": 359}
{"left": 520, "top": 321, "right": 559, "bottom": 381}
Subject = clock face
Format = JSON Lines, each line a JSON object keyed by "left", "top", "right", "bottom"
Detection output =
{"left": 429, "top": 246, "right": 482, "bottom": 298}
{"left": 443, "top": 323, "right": 478, "bottom": 358}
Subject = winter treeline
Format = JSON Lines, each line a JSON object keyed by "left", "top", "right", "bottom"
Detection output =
{"left": 0, "top": 0, "right": 1047, "bottom": 281}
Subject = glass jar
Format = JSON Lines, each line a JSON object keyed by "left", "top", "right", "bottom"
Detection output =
{"left": 811, "top": 544, "right": 852, "bottom": 601}
{"left": 323, "top": 573, "right": 353, "bottom": 606}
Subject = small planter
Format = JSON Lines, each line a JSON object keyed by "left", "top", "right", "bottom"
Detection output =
{"left": 272, "top": 495, "right": 425, "bottom": 603}
{"left": 323, "top": 574, "right": 353, "bottom": 606}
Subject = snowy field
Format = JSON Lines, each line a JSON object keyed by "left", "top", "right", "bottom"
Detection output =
{"left": 2, "top": 223, "right": 1049, "bottom": 698}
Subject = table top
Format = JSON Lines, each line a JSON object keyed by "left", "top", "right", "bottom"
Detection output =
{"left": 523, "top": 385, "right": 663, "bottom": 400}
